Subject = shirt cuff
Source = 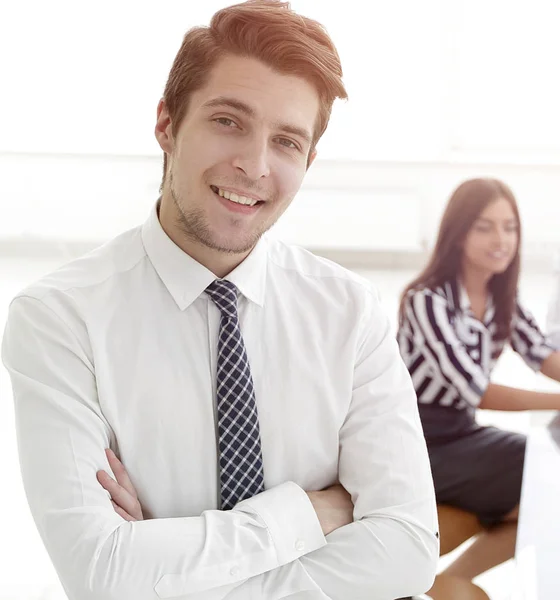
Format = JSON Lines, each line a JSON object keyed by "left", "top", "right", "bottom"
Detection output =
{"left": 235, "top": 481, "right": 326, "bottom": 565}
{"left": 534, "top": 343, "right": 559, "bottom": 371}
{"left": 548, "top": 332, "right": 560, "bottom": 352}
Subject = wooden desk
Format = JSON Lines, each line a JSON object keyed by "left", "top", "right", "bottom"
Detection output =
{"left": 515, "top": 411, "right": 560, "bottom": 600}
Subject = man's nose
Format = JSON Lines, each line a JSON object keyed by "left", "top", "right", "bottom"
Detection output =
{"left": 232, "top": 135, "right": 271, "bottom": 180}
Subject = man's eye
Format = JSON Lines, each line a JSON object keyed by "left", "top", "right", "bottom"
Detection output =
{"left": 276, "top": 138, "right": 298, "bottom": 149}
{"left": 215, "top": 118, "right": 237, "bottom": 128}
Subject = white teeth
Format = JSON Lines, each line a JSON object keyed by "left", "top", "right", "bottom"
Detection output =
{"left": 217, "top": 188, "right": 258, "bottom": 207}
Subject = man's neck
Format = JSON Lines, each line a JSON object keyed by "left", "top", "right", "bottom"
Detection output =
{"left": 158, "top": 197, "right": 250, "bottom": 278}
{"left": 184, "top": 244, "right": 249, "bottom": 279}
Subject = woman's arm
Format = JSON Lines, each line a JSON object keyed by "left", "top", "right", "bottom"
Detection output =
{"left": 479, "top": 382, "right": 560, "bottom": 411}
{"left": 540, "top": 351, "right": 560, "bottom": 383}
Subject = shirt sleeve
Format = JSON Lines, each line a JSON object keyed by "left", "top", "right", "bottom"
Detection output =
{"left": 405, "top": 289, "right": 490, "bottom": 407}
{"left": 512, "top": 299, "right": 559, "bottom": 371}
{"left": 1, "top": 295, "right": 326, "bottom": 600}
{"left": 251, "top": 285, "right": 440, "bottom": 600}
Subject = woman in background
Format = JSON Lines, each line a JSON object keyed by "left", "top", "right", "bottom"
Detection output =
{"left": 397, "top": 178, "right": 560, "bottom": 595}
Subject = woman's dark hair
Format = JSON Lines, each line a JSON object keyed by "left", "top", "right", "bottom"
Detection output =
{"left": 398, "top": 178, "right": 521, "bottom": 340}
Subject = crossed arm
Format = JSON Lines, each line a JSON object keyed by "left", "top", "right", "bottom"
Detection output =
{"left": 3, "top": 294, "right": 438, "bottom": 600}
{"left": 98, "top": 448, "right": 354, "bottom": 535}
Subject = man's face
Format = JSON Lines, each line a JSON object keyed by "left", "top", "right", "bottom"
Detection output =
{"left": 157, "top": 54, "right": 319, "bottom": 255}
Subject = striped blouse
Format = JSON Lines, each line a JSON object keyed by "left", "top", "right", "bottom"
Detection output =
{"left": 397, "top": 278, "right": 557, "bottom": 411}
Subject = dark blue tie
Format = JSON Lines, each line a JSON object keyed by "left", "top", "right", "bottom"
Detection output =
{"left": 206, "top": 279, "right": 265, "bottom": 510}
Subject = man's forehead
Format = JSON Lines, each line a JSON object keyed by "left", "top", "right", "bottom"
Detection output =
{"left": 191, "top": 56, "right": 319, "bottom": 132}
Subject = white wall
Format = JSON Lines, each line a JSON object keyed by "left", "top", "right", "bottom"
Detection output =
{"left": 2, "top": 0, "right": 560, "bottom": 268}
{"left": 2, "top": 152, "right": 559, "bottom": 270}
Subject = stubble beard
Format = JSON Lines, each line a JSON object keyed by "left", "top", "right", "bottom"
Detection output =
{"left": 169, "top": 173, "right": 267, "bottom": 255}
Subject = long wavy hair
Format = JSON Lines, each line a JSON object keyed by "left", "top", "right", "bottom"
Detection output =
{"left": 398, "top": 178, "right": 522, "bottom": 340}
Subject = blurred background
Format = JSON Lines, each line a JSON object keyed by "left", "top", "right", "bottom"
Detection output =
{"left": 1, "top": 1, "right": 559, "bottom": 598}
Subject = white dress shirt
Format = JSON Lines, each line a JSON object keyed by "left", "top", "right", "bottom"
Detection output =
{"left": 2, "top": 204, "right": 438, "bottom": 600}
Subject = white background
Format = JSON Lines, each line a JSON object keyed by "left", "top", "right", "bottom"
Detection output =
{"left": 1, "top": 0, "right": 560, "bottom": 255}
{"left": 1, "top": 1, "right": 560, "bottom": 598}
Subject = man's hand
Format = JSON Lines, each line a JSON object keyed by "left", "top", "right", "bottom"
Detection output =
{"left": 96, "top": 451, "right": 352, "bottom": 532}
{"left": 307, "top": 483, "right": 354, "bottom": 536}
{"left": 97, "top": 448, "right": 144, "bottom": 522}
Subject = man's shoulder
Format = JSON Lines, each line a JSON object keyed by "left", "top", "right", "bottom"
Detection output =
{"left": 266, "top": 238, "right": 374, "bottom": 294}
{"left": 13, "top": 225, "right": 146, "bottom": 304}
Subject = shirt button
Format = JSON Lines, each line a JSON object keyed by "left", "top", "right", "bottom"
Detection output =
{"left": 230, "top": 566, "right": 240, "bottom": 577}
{"left": 295, "top": 539, "right": 305, "bottom": 552}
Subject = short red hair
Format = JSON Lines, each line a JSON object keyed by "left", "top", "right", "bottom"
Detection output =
{"left": 160, "top": 0, "right": 347, "bottom": 184}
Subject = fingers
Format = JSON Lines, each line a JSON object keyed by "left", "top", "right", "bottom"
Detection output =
{"left": 105, "top": 448, "right": 138, "bottom": 499}
{"left": 111, "top": 500, "right": 136, "bottom": 522}
{"left": 97, "top": 469, "right": 142, "bottom": 520}
{"left": 97, "top": 449, "right": 144, "bottom": 521}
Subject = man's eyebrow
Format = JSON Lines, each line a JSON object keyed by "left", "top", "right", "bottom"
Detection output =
{"left": 273, "top": 122, "right": 313, "bottom": 145}
{"left": 203, "top": 96, "right": 313, "bottom": 145}
{"left": 202, "top": 96, "right": 255, "bottom": 117}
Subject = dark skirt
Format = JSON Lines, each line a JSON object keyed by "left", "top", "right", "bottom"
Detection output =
{"left": 427, "top": 422, "right": 526, "bottom": 527}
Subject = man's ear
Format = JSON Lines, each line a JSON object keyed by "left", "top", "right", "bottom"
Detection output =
{"left": 306, "top": 148, "right": 317, "bottom": 170}
{"left": 155, "top": 99, "right": 174, "bottom": 154}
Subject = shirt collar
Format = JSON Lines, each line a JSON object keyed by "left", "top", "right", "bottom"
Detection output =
{"left": 141, "top": 202, "right": 268, "bottom": 311}
{"left": 456, "top": 278, "right": 495, "bottom": 324}
{"left": 457, "top": 280, "right": 472, "bottom": 313}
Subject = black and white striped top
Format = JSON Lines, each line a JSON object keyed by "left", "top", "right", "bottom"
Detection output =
{"left": 397, "top": 279, "right": 557, "bottom": 411}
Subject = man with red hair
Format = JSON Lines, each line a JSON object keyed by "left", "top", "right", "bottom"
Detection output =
{"left": 2, "top": 2, "right": 438, "bottom": 598}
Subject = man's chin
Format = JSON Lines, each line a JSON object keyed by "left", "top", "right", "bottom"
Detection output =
{"left": 200, "top": 234, "right": 261, "bottom": 255}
